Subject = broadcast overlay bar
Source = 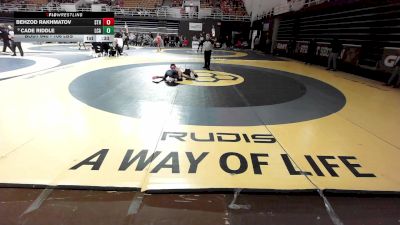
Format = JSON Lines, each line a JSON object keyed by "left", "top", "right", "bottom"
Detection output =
{"left": 13, "top": 12, "right": 115, "bottom": 42}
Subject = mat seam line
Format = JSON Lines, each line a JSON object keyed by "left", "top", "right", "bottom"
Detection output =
{"left": 0, "top": 137, "right": 35, "bottom": 161}
{"left": 138, "top": 80, "right": 182, "bottom": 192}
{"left": 232, "top": 85, "right": 344, "bottom": 225}
{"left": 336, "top": 112, "right": 400, "bottom": 151}
{"left": 224, "top": 63, "right": 344, "bottom": 225}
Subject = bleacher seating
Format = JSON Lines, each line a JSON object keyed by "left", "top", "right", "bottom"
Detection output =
{"left": 124, "top": 0, "right": 163, "bottom": 8}
{"left": 169, "top": 0, "right": 247, "bottom": 16}
{"left": 45, "top": 0, "right": 75, "bottom": 3}
{"left": 1, "top": 0, "right": 19, "bottom": 3}
{"left": 0, "top": 0, "right": 250, "bottom": 20}
{"left": 200, "top": 0, "right": 213, "bottom": 8}
{"left": 23, "top": 0, "right": 49, "bottom": 4}
{"left": 170, "top": 0, "right": 214, "bottom": 8}
{"left": 220, "top": 0, "right": 247, "bottom": 16}
{"left": 115, "top": 19, "right": 178, "bottom": 34}
{"left": 97, "top": 0, "right": 113, "bottom": 5}
{"left": 171, "top": 0, "right": 182, "bottom": 7}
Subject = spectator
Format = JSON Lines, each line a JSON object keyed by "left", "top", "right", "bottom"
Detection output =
{"left": 164, "top": 36, "right": 169, "bottom": 48}
{"left": 265, "top": 37, "right": 272, "bottom": 54}
{"left": 155, "top": 33, "right": 162, "bottom": 52}
{"left": 288, "top": 39, "right": 296, "bottom": 56}
{"left": 305, "top": 39, "right": 316, "bottom": 65}
{"left": 123, "top": 31, "right": 129, "bottom": 50}
{"left": 102, "top": 42, "right": 110, "bottom": 56}
{"left": 224, "top": 35, "right": 232, "bottom": 49}
{"left": 113, "top": 32, "right": 123, "bottom": 55}
{"left": 242, "top": 39, "right": 249, "bottom": 48}
{"left": 175, "top": 35, "right": 180, "bottom": 47}
{"left": 327, "top": 38, "right": 341, "bottom": 71}
{"left": 254, "top": 35, "right": 260, "bottom": 50}
{"left": 129, "top": 32, "right": 135, "bottom": 46}
{"left": 197, "top": 34, "right": 204, "bottom": 53}
{"left": 235, "top": 39, "right": 242, "bottom": 48}
{"left": 183, "top": 38, "right": 189, "bottom": 47}
{"left": 179, "top": 35, "right": 184, "bottom": 47}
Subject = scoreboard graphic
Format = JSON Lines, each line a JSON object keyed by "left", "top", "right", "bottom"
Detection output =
{"left": 14, "top": 12, "right": 114, "bottom": 42}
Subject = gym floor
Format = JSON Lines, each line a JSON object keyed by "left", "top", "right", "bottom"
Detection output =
{"left": 0, "top": 44, "right": 399, "bottom": 225}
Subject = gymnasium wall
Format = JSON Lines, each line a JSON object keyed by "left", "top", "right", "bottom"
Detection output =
{"left": 274, "top": 0, "right": 400, "bottom": 75}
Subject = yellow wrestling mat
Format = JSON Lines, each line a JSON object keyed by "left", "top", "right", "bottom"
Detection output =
{"left": 0, "top": 52, "right": 399, "bottom": 193}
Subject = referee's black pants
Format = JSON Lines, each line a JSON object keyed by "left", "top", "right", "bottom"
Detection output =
{"left": 204, "top": 50, "right": 212, "bottom": 69}
{"left": 12, "top": 41, "right": 23, "bottom": 56}
{"left": 2, "top": 39, "right": 12, "bottom": 52}
{"left": 123, "top": 38, "right": 129, "bottom": 50}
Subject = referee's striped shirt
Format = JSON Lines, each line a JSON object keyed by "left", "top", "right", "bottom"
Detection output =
{"left": 203, "top": 40, "right": 213, "bottom": 51}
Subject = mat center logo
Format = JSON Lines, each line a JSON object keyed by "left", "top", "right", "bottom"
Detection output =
{"left": 180, "top": 70, "right": 244, "bottom": 86}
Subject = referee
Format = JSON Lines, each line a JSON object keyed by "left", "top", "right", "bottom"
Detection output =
{"left": 203, "top": 34, "right": 213, "bottom": 70}
{"left": 1, "top": 26, "right": 12, "bottom": 53}
{"left": 8, "top": 25, "right": 23, "bottom": 56}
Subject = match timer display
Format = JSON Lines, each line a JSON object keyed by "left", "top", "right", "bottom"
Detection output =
{"left": 14, "top": 12, "right": 115, "bottom": 42}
